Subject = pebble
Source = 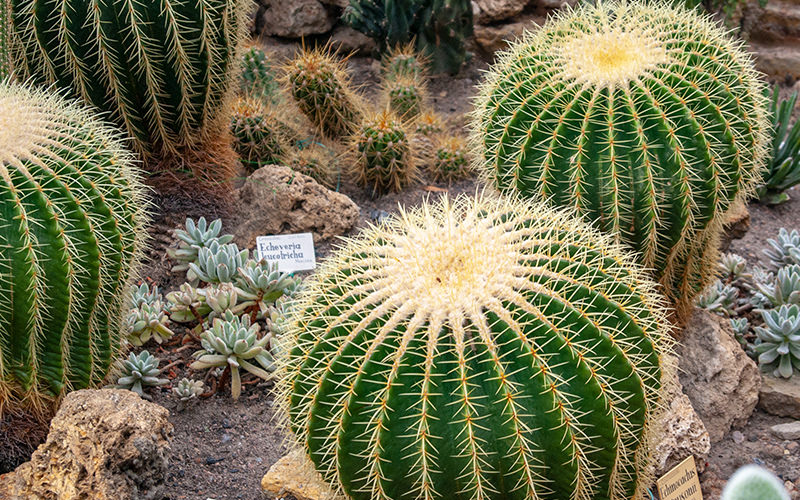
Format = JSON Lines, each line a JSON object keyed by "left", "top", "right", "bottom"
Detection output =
{"left": 205, "top": 457, "right": 225, "bottom": 465}
{"left": 764, "top": 444, "right": 785, "bottom": 458}
{"left": 222, "top": 419, "right": 232, "bottom": 429}
{"left": 787, "top": 441, "right": 799, "bottom": 453}
{"left": 732, "top": 430, "right": 745, "bottom": 444}
{"left": 221, "top": 433, "right": 232, "bottom": 443}
{"left": 770, "top": 421, "right": 800, "bottom": 440}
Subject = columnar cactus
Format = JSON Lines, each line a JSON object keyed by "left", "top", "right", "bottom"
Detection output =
{"left": 471, "top": 1, "right": 769, "bottom": 318}
{"left": 9, "top": 0, "right": 250, "bottom": 161}
{"left": 351, "top": 109, "right": 419, "bottom": 195}
{"left": 0, "top": 83, "right": 148, "bottom": 415}
{"left": 286, "top": 47, "right": 362, "bottom": 138}
{"left": 277, "top": 194, "right": 673, "bottom": 500}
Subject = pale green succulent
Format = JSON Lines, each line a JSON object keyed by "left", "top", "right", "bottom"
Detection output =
{"left": 166, "top": 283, "right": 211, "bottom": 323}
{"left": 235, "top": 260, "right": 298, "bottom": 316}
{"left": 112, "top": 351, "right": 168, "bottom": 399}
{"left": 764, "top": 228, "right": 800, "bottom": 270}
{"left": 754, "top": 265, "right": 800, "bottom": 308}
{"left": 754, "top": 304, "right": 800, "bottom": 378}
{"left": 191, "top": 311, "right": 275, "bottom": 400}
{"left": 126, "top": 300, "right": 175, "bottom": 347}
{"left": 189, "top": 240, "right": 249, "bottom": 284}
{"left": 130, "top": 283, "right": 162, "bottom": 308}
{"left": 201, "top": 282, "right": 248, "bottom": 319}
{"left": 730, "top": 317, "right": 750, "bottom": 350}
{"left": 722, "top": 465, "right": 790, "bottom": 500}
{"left": 173, "top": 377, "right": 205, "bottom": 404}
{"left": 719, "top": 253, "right": 750, "bottom": 283}
{"left": 168, "top": 217, "right": 234, "bottom": 276}
{"left": 697, "top": 280, "right": 739, "bottom": 316}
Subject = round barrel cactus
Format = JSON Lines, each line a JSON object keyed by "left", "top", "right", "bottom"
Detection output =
{"left": 0, "top": 83, "right": 148, "bottom": 415}
{"left": 471, "top": 1, "right": 769, "bottom": 317}
{"left": 277, "top": 194, "right": 673, "bottom": 500}
{"left": 9, "top": 0, "right": 250, "bottom": 160}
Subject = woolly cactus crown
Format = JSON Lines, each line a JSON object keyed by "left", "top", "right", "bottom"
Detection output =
{"left": 471, "top": 1, "right": 769, "bottom": 318}
{"left": 277, "top": 193, "right": 673, "bottom": 500}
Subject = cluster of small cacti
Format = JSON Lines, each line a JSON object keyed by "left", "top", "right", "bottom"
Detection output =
{"left": 722, "top": 465, "right": 791, "bottom": 500}
{"left": 471, "top": 1, "right": 769, "bottom": 320}
{"left": 8, "top": 0, "right": 250, "bottom": 181}
{"left": 0, "top": 82, "right": 148, "bottom": 418}
{"left": 111, "top": 351, "right": 168, "bottom": 400}
{"left": 277, "top": 194, "right": 673, "bottom": 500}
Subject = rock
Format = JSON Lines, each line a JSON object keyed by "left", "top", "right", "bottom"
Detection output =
{"left": 677, "top": 309, "right": 762, "bottom": 443}
{"left": 233, "top": 165, "right": 359, "bottom": 249}
{"left": 759, "top": 374, "right": 800, "bottom": 418}
{"left": 770, "top": 421, "right": 800, "bottom": 440}
{"left": 751, "top": 41, "right": 800, "bottom": 80}
{"left": 329, "top": 25, "right": 376, "bottom": 55}
{"left": 653, "top": 356, "right": 710, "bottom": 476}
{"left": 473, "top": 15, "right": 544, "bottom": 54}
{"left": 2, "top": 389, "right": 171, "bottom": 500}
{"left": 720, "top": 200, "right": 750, "bottom": 251}
{"left": 742, "top": 0, "right": 800, "bottom": 43}
{"left": 472, "top": 0, "right": 531, "bottom": 23}
{"left": 261, "top": 0, "right": 336, "bottom": 38}
{"left": 261, "top": 450, "right": 337, "bottom": 500}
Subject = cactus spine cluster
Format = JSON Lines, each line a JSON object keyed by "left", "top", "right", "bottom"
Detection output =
{"left": 471, "top": 1, "right": 770, "bottom": 318}
{"left": 0, "top": 83, "right": 148, "bottom": 416}
{"left": 9, "top": 0, "right": 250, "bottom": 163}
{"left": 431, "top": 136, "right": 471, "bottom": 182}
{"left": 384, "top": 75, "right": 426, "bottom": 118}
{"left": 231, "top": 98, "right": 291, "bottom": 171}
{"left": 0, "top": 0, "right": 11, "bottom": 80}
{"left": 277, "top": 194, "right": 673, "bottom": 500}
{"left": 286, "top": 47, "right": 362, "bottom": 138}
{"left": 240, "top": 46, "right": 280, "bottom": 104}
{"left": 351, "top": 110, "right": 419, "bottom": 195}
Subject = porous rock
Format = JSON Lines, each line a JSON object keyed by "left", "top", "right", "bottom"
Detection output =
{"left": 472, "top": 0, "right": 531, "bottom": 23}
{"left": 676, "top": 309, "right": 761, "bottom": 443}
{"left": 1, "top": 389, "right": 171, "bottom": 500}
{"left": 261, "top": 449, "right": 339, "bottom": 500}
{"left": 653, "top": 356, "right": 711, "bottom": 476}
{"left": 261, "top": 0, "right": 336, "bottom": 38}
{"left": 234, "top": 165, "right": 359, "bottom": 249}
{"left": 759, "top": 374, "right": 800, "bottom": 418}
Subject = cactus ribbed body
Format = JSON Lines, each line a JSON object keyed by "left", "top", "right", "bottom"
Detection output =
{"left": 231, "top": 99, "right": 290, "bottom": 171}
{"left": 472, "top": 2, "right": 769, "bottom": 317}
{"left": 286, "top": 48, "right": 362, "bottom": 138}
{"left": 240, "top": 46, "right": 280, "bottom": 104}
{"left": 351, "top": 110, "right": 418, "bottom": 195}
{"left": 0, "top": 83, "right": 147, "bottom": 414}
{"left": 385, "top": 76, "right": 425, "bottom": 118}
{"left": 9, "top": 0, "right": 249, "bottom": 159}
{"left": 431, "top": 136, "right": 470, "bottom": 182}
{"left": 0, "top": 0, "right": 11, "bottom": 80}
{"left": 278, "top": 194, "right": 672, "bottom": 500}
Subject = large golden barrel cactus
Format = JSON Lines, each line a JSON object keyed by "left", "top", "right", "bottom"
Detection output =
{"left": 471, "top": 1, "right": 769, "bottom": 318}
{"left": 277, "top": 194, "right": 673, "bottom": 500}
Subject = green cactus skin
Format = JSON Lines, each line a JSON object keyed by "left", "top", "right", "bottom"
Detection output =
{"left": 231, "top": 98, "right": 290, "bottom": 172}
{"left": 0, "top": 0, "right": 11, "bottom": 80}
{"left": 277, "top": 194, "right": 673, "bottom": 500}
{"left": 286, "top": 47, "right": 362, "bottom": 139}
{"left": 471, "top": 1, "right": 769, "bottom": 319}
{"left": 240, "top": 46, "right": 280, "bottom": 104}
{"left": 385, "top": 76, "right": 425, "bottom": 119}
{"left": 0, "top": 83, "right": 148, "bottom": 415}
{"left": 9, "top": 0, "right": 250, "bottom": 159}
{"left": 431, "top": 136, "right": 471, "bottom": 182}
{"left": 351, "top": 110, "right": 419, "bottom": 196}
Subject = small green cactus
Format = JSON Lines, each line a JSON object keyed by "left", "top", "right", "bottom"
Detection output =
{"left": 384, "top": 76, "right": 426, "bottom": 118}
{"left": 168, "top": 217, "right": 234, "bottom": 278}
{"left": 697, "top": 280, "right": 739, "bottom": 316}
{"left": 126, "top": 300, "right": 175, "bottom": 347}
{"left": 412, "top": 111, "right": 445, "bottom": 166}
{"left": 9, "top": 0, "right": 250, "bottom": 163}
{"left": 173, "top": 377, "right": 205, "bottom": 404}
{"left": 383, "top": 44, "right": 429, "bottom": 81}
{"left": 240, "top": 46, "right": 281, "bottom": 103}
{"left": 764, "top": 228, "right": 800, "bottom": 270}
{"left": 286, "top": 46, "right": 362, "bottom": 138}
{"left": 189, "top": 241, "right": 249, "bottom": 284}
{"left": 0, "top": 82, "right": 148, "bottom": 416}
{"left": 430, "top": 136, "right": 471, "bottom": 182}
{"left": 166, "top": 283, "right": 211, "bottom": 324}
{"left": 191, "top": 311, "right": 275, "bottom": 400}
{"left": 350, "top": 109, "right": 419, "bottom": 195}
{"left": 471, "top": 1, "right": 769, "bottom": 319}
{"left": 285, "top": 143, "right": 338, "bottom": 188}
{"left": 112, "top": 351, "right": 168, "bottom": 399}
{"left": 722, "top": 465, "right": 790, "bottom": 500}
{"left": 277, "top": 194, "right": 673, "bottom": 500}
{"left": 231, "top": 98, "right": 290, "bottom": 172}
{"left": 754, "top": 265, "right": 800, "bottom": 308}
{"left": 754, "top": 304, "right": 800, "bottom": 378}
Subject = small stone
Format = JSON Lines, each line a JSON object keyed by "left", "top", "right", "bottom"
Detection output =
{"left": 222, "top": 419, "right": 232, "bottom": 429}
{"left": 221, "top": 434, "right": 232, "bottom": 443}
{"left": 787, "top": 441, "right": 799, "bottom": 452}
{"left": 770, "top": 421, "right": 800, "bottom": 440}
{"left": 759, "top": 375, "right": 800, "bottom": 418}
{"left": 261, "top": 450, "right": 337, "bottom": 500}
{"left": 205, "top": 457, "right": 224, "bottom": 465}
{"left": 732, "top": 430, "right": 745, "bottom": 444}
{"left": 763, "top": 444, "right": 785, "bottom": 458}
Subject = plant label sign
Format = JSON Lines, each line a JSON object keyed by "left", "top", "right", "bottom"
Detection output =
{"left": 256, "top": 233, "right": 316, "bottom": 273}
{"left": 657, "top": 456, "right": 703, "bottom": 500}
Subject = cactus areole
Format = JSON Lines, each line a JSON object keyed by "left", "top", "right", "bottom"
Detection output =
{"left": 471, "top": 1, "right": 769, "bottom": 317}
{"left": 278, "top": 194, "right": 673, "bottom": 500}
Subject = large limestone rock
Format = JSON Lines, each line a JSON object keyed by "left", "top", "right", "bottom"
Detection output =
{"left": 653, "top": 357, "right": 711, "bottom": 476}
{"left": 473, "top": 15, "right": 545, "bottom": 54}
{"left": 234, "top": 165, "right": 359, "bottom": 249}
{"left": 472, "top": 0, "right": 531, "bottom": 23}
{"left": 260, "top": 0, "right": 336, "bottom": 38}
{"left": 261, "top": 450, "right": 339, "bottom": 500}
{"left": 1, "top": 389, "right": 172, "bottom": 500}
{"left": 751, "top": 42, "right": 800, "bottom": 80}
{"left": 759, "top": 374, "right": 800, "bottom": 418}
{"left": 676, "top": 309, "right": 762, "bottom": 443}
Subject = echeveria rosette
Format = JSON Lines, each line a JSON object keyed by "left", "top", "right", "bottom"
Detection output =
{"left": 168, "top": 217, "right": 234, "bottom": 278}
{"left": 166, "top": 283, "right": 211, "bottom": 324}
{"left": 191, "top": 311, "right": 275, "bottom": 400}
{"left": 235, "top": 259, "right": 298, "bottom": 317}
{"left": 112, "top": 351, "right": 168, "bottom": 399}
{"left": 763, "top": 228, "right": 800, "bottom": 270}
{"left": 126, "top": 300, "right": 175, "bottom": 347}
{"left": 753, "top": 264, "right": 800, "bottom": 309}
{"left": 754, "top": 305, "right": 800, "bottom": 379}
{"left": 471, "top": 1, "right": 769, "bottom": 320}
{"left": 189, "top": 240, "right": 249, "bottom": 284}
{"left": 276, "top": 193, "right": 674, "bottom": 500}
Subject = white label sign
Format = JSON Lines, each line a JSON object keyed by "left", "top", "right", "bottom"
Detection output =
{"left": 256, "top": 233, "right": 316, "bottom": 273}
